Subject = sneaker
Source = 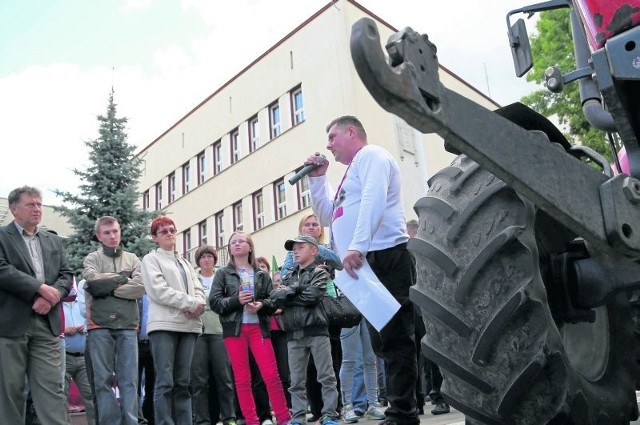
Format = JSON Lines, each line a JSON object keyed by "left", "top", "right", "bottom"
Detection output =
{"left": 365, "top": 406, "right": 385, "bottom": 420}
{"left": 262, "top": 421, "right": 274, "bottom": 425}
{"left": 341, "top": 408, "right": 359, "bottom": 423}
{"left": 431, "top": 402, "right": 450, "bottom": 415}
{"left": 319, "top": 416, "right": 339, "bottom": 425}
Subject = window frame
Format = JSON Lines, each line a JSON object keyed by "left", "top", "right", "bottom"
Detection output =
{"left": 182, "top": 162, "right": 191, "bottom": 194}
{"left": 269, "top": 102, "right": 281, "bottom": 140}
{"left": 230, "top": 129, "right": 239, "bottom": 164}
{"left": 213, "top": 140, "right": 222, "bottom": 175}
{"left": 155, "top": 181, "right": 163, "bottom": 210}
{"left": 215, "top": 211, "right": 225, "bottom": 249}
{"left": 197, "top": 151, "right": 206, "bottom": 185}
{"left": 233, "top": 201, "right": 243, "bottom": 232}
{"left": 273, "top": 179, "right": 287, "bottom": 220}
{"left": 249, "top": 116, "right": 259, "bottom": 152}
{"left": 253, "top": 190, "right": 265, "bottom": 230}
{"left": 168, "top": 172, "right": 176, "bottom": 204}
{"left": 291, "top": 86, "right": 304, "bottom": 125}
{"left": 198, "top": 220, "right": 207, "bottom": 246}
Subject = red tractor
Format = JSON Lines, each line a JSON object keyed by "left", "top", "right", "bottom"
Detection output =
{"left": 350, "top": 1, "right": 640, "bottom": 423}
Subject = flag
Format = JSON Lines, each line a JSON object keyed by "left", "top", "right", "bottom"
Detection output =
{"left": 271, "top": 255, "right": 279, "bottom": 279}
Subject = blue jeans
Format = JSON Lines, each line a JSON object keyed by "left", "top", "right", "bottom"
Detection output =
{"left": 351, "top": 352, "right": 366, "bottom": 413}
{"left": 88, "top": 328, "right": 139, "bottom": 425}
{"left": 150, "top": 331, "right": 197, "bottom": 425}
{"left": 340, "top": 319, "right": 378, "bottom": 407}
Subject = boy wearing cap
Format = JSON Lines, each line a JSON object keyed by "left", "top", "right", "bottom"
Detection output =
{"left": 266, "top": 235, "right": 339, "bottom": 425}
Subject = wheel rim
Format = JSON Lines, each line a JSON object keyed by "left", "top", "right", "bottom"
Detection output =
{"left": 560, "top": 306, "right": 610, "bottom": 381}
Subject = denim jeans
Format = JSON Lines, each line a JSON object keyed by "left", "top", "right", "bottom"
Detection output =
{"left": 191, "top": 334, "right": 236, "bottom": 424}
{"left": 351, "top": 353, "right": 367, "bottom": 412}
{"left": 149, "top": 331, "right": 197, "bottom": 425}
{"left": 88, "top": 328, "right": 139, "bottom": 425}
{"left": 340, "top": 319, "right": 378, "bottom": 407}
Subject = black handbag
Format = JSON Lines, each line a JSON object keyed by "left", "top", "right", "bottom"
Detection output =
{"left": 321, "top": 292, "right": 362, "bottom": 329}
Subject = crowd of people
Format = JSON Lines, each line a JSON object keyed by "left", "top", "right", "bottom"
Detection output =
{"left": 0, "top": 115, "right": 449, "bottom": 425}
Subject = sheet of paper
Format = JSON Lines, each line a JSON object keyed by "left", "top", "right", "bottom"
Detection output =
{"left": 334, "top": 261, "right": 400, "bottom": 332}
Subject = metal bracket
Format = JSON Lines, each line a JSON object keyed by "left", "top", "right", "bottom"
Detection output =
{"left": 350, "top": 18, "right": 640, "bottom": 257}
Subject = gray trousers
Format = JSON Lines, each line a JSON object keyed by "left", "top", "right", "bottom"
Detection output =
{"left": 288, "top": 335, "right": 338, "bottom": 422}
{"left": 0, "top": 314, "right": 70, "bottom": 425}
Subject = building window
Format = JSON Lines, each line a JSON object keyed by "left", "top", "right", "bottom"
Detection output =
{"left": 168, "top": 172, "right": 176, "bottom": 203}
{"left": 197, "top": 151, "right": 206, "bottom": 185}
{"left": 249, "top": 116, "right": 259, "bottom": 152}
{"left": 297, "top": 175, "right": 310, "bottom": 210}
{"left": 233, "top": 202, "right": 243, "bottom": 231}
{"left": 213, "top": 140, "right": 222, "bottom": 175}
{"left": 182, "top": 162, "right": 191, "bottom": 194}
{"left": 291, "top": 87, "right": 304, "bottom": 125}
{"left": 142, "top": 190, "right": 150, "bottom": 211}
{"left": 253, "top": 191, "right": 265, "bottom": 230}
{"left": 198, "top": 220, "right": 207, "bottom": 246}
{"left": 274, "top": 179, "right": 287, "bottom": 220}
{"left": 183, "top": 229, "right": 192, "bottom": 262}
{"left": 215, "top": 211, "right": 225, "bottom": 249}
{"left": 269, "top": 102, "right": 281, "bottom": 139}
{"left": 230, "top": 129, "right": 239, "bottom": 164}
{"left": 155, "top": 182, "right": 163, "bottom": 210}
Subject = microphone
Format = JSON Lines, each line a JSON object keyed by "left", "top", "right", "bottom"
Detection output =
{"left": 288, "top": 154, "right": 326, "bottom": 185}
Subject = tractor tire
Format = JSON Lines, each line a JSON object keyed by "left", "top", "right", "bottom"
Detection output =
{"left": 409, "top": 154, "right": 638, "bottom": 424}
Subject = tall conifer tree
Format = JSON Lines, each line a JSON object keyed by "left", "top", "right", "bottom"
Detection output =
{"left": 55, "top": 89, "right": 155, "bottom": 273}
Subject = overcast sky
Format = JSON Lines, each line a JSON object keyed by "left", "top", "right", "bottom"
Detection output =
{"left": 0, "top": 0, "right": 541, "bottom": 205}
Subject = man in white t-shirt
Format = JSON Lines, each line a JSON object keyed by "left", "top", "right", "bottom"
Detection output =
{"left": 304, "top": 115, "right": 419, "bottom": 425}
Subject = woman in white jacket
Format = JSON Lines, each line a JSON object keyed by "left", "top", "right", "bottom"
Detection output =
{"left": 141, "top": 216, "right": 206, "bottom": 425}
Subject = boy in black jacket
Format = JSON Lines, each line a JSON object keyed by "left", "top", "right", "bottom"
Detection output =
{"left": 267, "top": 235, "right": 339, "bottom": 425}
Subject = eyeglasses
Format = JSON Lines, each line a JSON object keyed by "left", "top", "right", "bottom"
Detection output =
{"left": 230, "top": 239, "right": 248, "bottom": 245}
{"left": 157, "top": 228, "right": 177, "bottom": 236}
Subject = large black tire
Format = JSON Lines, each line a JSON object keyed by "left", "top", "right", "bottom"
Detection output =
{"left": 409, "top": 155, "right": 638, "bottom": 424}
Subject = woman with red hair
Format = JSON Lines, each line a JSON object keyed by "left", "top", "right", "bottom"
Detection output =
{"left": 141, "top": 216, "right": 206, "bottom": 425}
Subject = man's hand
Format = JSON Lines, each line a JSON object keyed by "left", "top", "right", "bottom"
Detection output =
{"left": 32, "top": 297, "right": 52, "bottom": 315}
{"left": 305, "top": 153, "right": 329, "bottom": 177}
{"left": 38, "top": 284, "right": 61, "bottom": 305}
{"left": 343, "top": 250, "right": 364, "bottom": 279}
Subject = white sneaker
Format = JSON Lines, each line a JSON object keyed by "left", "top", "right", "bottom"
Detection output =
{"left": 261, "top": 420, "right": 274, "bottom": 425}
{"left": 365, "top": 406, "right": 385, "bottom": 420}
{"left": 342, "top": 408, "right": 359, "bottom": 423}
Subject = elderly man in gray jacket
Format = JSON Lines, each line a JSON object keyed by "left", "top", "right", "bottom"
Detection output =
{"left": 83, "top": 216, "right": 145, "bottom": 425}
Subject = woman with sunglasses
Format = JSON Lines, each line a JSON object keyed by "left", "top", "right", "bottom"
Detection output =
{"left": 141, "top": 216, "right": 206, "bottom": 425}
{"left": 209, "top": 232, "right": 290, "bottom": 425}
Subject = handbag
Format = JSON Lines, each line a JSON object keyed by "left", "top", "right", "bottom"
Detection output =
{"left": 321, "top": 292, "right": 362, "bottom": 329}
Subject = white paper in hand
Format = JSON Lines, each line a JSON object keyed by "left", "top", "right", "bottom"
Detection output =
{"left": 334, "top": 261, "right": 400, "bottom": 331}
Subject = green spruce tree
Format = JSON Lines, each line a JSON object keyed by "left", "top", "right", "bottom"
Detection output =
{"left": 521, "top": 9, "right": 609, "bottom": 158}
{"left": 55, "top": 89, "right": 156, "bottom": 273}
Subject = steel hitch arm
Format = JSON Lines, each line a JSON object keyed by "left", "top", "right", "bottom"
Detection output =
{"left": 350, "top": 18, "right": 640, "bottom": 258}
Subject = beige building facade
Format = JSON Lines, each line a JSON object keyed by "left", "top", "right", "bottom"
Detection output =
{"left": 136, "top": 0, "right": 498, "bottom": 266}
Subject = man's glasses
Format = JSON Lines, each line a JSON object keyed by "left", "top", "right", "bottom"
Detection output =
{"left": 157, "top": 228, "right": 177, "bottom": 236}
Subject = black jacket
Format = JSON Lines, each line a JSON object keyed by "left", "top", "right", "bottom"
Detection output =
{"left": 209, "top": 264, "right": 276, "bottom": 338}
{"left": 267, "top": 263, "right": 329, "bottom": 341}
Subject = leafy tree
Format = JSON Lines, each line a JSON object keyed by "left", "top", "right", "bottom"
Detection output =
{"left": 55, "top": 89, "right": 156, "bottom": 273}
{"left": 521, "top": 9, "right": 609, "bottom": 158}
